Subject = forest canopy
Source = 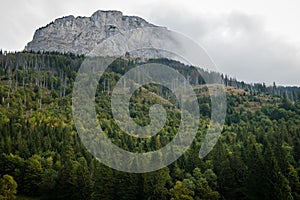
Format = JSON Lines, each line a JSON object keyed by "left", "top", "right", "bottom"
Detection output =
{"left": 0, "top": 52, "right": 300, "bottom": 200}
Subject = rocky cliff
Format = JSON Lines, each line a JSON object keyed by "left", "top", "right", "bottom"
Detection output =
{"left": 25, "top": 10, "right": 167, "bottom": 55}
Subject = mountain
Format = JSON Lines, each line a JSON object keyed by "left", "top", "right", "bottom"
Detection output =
{"left": 25, "top": 10, "right": 169, "bottom": 56}
{"left": 2, "top": 9, "right": 300, "bottom": 200}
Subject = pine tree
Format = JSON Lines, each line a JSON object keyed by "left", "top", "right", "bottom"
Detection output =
{"left": 22, "top": 156, "right": 43, "bottom": 196}
{"left": 91, "top": 163, "right": 115, "bottom": 200}
{"left": 56, "top": 145, "right": 79, "bottom": 199}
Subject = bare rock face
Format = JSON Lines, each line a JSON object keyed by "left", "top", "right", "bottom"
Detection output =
{"left": 25, "top": 10, "right": 166, "bottom": 55}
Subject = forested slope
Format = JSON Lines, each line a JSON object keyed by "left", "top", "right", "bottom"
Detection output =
{"left": 0, "top": 52, "right": 300, "bottom": 200}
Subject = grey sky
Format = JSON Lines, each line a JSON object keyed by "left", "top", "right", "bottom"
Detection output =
{"left": 0, "top": 0, "right": 299, "bottom": 86}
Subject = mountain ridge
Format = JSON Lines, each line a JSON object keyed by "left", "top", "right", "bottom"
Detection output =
{"left": 25, "top": 10, "right": 167, "bottom": 55}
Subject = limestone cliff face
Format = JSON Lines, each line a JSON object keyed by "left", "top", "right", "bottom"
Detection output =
{"left": 25, "top": 10, "right": 166, "bottom": 55}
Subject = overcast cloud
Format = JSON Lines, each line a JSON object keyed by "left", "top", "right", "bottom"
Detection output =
{"left": 149, "top": 8, "right": 300, "bottom": 85}
{"left": 0, "top": 0, "right": 299, "bottom": 86}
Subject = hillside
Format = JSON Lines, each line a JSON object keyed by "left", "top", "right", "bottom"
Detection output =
{"left": 0, "top": 52, "right": 300, "bottom": 199}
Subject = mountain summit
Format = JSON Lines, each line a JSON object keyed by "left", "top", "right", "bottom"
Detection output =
{"left": 25, "top": 10, "right": 166, "bottom": 55}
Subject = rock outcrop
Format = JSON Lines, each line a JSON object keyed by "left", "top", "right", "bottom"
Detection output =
{"left": 25, "top": 10, "right": 166, "bottom": 55}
